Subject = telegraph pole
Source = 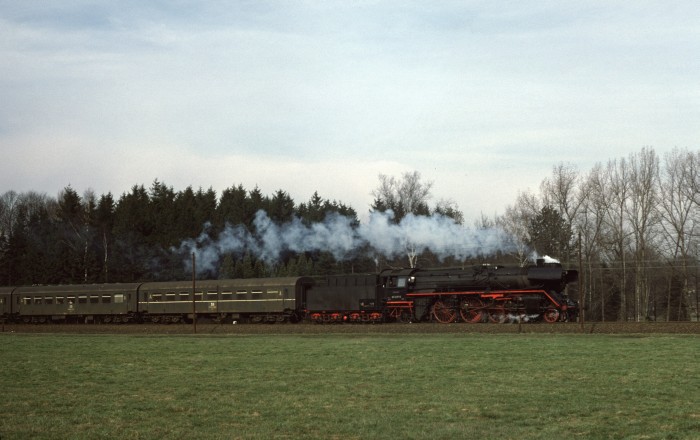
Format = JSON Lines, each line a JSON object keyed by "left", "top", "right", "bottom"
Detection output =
{"left": 579, "top": 231, "right": 585, "bottom": 332}
{"left": 192, "top": 252, "right": 197, "bottom": 334}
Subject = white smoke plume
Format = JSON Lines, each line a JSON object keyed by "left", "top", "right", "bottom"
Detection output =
{"left": 174, "top": 210, "right": 517, "bottom": 275}
{"left": 360, "top": 211, "right": 513, "bottom": 261}
{"left": 528, "top": 251, "right": 561, "bottom": 265}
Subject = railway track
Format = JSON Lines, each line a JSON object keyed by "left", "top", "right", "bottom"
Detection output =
{"left": 2, "top": 321, "right": 699, "bottom": 335}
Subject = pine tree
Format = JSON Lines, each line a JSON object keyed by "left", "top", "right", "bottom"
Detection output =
{"left": 175, "top": 186, "right": 199, "bottom": 240}
{"left": 148, "top": 180, "right": 177, "bottom": 247}
{"left": 269, "top": 190, "right": 295, "bottom": 223}
{"left": 113, "top": 185, "right": 152, "bottom": 282}
{"left": 95, "top": 193, "right": 115, "bottom": 282}
{"left": 216, "top": 184, "right": 248, "bottom": 228}
{"left": 285, "top": 257, "right": 298, "bottom": 276}
{"left": 254, "top": 259, "right": 266, "bottom": 278}
{"left": 527, "top": 205, "right": 573, "bottom": 258}
{"left": 219, "top": 254, "right": 235, "bottom": 279}
{"left": 241, "top": 253, "right": 256, "bottom": 278}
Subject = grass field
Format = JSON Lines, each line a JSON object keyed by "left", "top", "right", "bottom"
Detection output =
{"left": 1, "top": 333, "right": 698, "bottom": 439}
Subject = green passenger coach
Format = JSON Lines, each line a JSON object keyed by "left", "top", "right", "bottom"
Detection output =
{"left": 139, "top": 277, "right": 314, "bottom": 323}
{"left": 11, "top": 283, "right": 141, "bottom": 323}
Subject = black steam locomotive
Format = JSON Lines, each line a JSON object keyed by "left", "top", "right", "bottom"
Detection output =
{"left": 0, "top": 259, "right": 578, "bottom": 324}
{"left": 309, "top": 258, "right": 578, "bottom": 323}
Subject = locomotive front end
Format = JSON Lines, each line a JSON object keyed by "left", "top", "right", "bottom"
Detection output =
{"left": 380, "top": 258, "right": 580, "bottom": 324}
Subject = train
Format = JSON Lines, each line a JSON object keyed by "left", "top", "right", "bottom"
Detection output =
{"left": 0, "top": 258, "right": 578, "bottom": 325}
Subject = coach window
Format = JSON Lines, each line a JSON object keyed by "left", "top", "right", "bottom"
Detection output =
{"left": 152, "top": 294, "right": 162, "bottom": 302}
{"left": 67, "top": 296, "right": 76, "bottom": 304}
{"left": 56, "top": 297, "right": 64, "bottom": 304}
{"left": 78, "top": 296, "right": 87, "bottom": 304}
{"left": 221, "top": 291, "right": 233, "bottom": 301}
{"left": 102, "top": 295, "right": 111, "bottom": 304}
{"left": 179, "top": 292, "right": 189, "bottom": 301}
{"left": 194, "top": 292, "right": 203, "bottom": 301}
{"left": 114, "top": 294, "right": 124, "bottom": 304}
{"left": 90, "top": 296, "right": 99, "bottom": 304}
{"left": 34, "top": 297, "right": 43, "bottom": 305}
{"left": 45, "top": 297, "right": 54, "bottom": 305}
{"left": 252, "top": 290, "right": 262, "bottom": 299}
{"left": 206, "top": 291, "right": 217, "bottom": 300}
{"left": 166, "top": 293, "right": 176, "bottom": 302}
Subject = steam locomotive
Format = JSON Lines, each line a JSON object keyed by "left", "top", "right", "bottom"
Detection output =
{"left": 0, "top": 259, "right": 578, "bottom": 324}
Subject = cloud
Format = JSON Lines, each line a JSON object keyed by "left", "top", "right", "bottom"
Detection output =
{"left": 2, "top": 1, "right": 699, "bottom": 223}
{"left": 0, "top": 131, "right": 410, "bottom": 215}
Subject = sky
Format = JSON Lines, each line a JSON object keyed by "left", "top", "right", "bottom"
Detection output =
{"left": 1, "top": 1, "right": 699, "bottom": 223}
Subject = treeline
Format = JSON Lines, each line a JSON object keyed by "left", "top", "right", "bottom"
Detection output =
{"left": 0, "top": 182, "right": 370, "bottom": 285}
{"left": 494, "top": 147, "right": 700, "bottom": 322}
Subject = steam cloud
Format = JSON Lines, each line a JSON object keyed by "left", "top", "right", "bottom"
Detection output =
{"left": 174, "top": 210, "right": 516, "bottom": 275}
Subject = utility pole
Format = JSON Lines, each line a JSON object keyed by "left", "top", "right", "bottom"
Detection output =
{"left": 192, "top": 252, "right": 197, "bottom": 334}
{"left": 579, "top": 231, "right": 585, "bottom": 331}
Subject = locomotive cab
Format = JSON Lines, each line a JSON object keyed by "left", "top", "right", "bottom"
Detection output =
{"left": 379, "top": 268, "right": 415, "bottom": 300}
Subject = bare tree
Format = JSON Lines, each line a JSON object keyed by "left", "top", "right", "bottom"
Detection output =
{"left": 576, "top": 165, "right": 607, "bottom": 319}
{"left": 540, "top": 162, "right": 584, "bottom": 264}
{"left": 371, "top": 171, "right": 433, "bottom": 223}
{"left": 497, "top": 190, "right": 541, "bottom": 265}
{"left": 371, "top": 171, "right": 436, "bottom": 267}
{"left": 595, "top": 157, "right": 634, "bottom": 320}
{"left": 626, "top": 148, "right": 660, "bottom": 321}
{"left": 473, "top": 212, "right": 495, "bottom": 230}
{"left": 435, "top": 198, "right": 464, "bottom": 225}
{"left": 0, "top": 191, "right": 21, "bottom": 239}
{"left": 0, "top": 190, "right": 51, "bottom": 241}
{"left": 658, "top": 148, "right": 700, "bottom": 320}
{"left": 541, "top": 162, "right": 584, "bottom": 224}
{"left": 56, "top": 187, "right": 99, "bottom": 283}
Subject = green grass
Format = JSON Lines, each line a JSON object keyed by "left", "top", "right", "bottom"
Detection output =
{"left": 1, "top": 333, "right": 698, "bottom": 439}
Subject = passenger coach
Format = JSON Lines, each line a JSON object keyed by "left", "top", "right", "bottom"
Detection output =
{"left": 9, "top": 283, "right": 141, "bottom": 323}
{"left": 139, "top": 277, "right": 314, "bottom": 323}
